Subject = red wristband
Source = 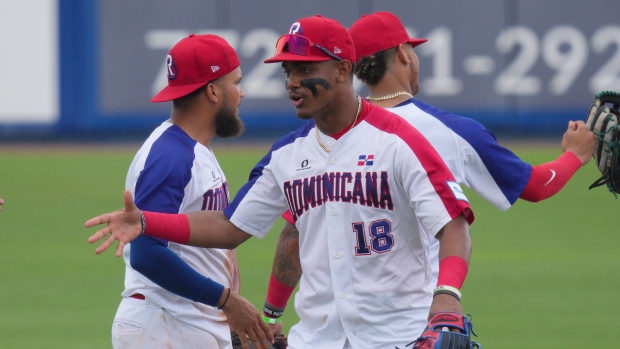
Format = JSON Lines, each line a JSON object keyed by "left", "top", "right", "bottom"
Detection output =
{"left": 142, "top": 211, "right": 190, "bottom": 245}
{"left": 436, "top": 256, "right": 468, "bottom": 290}
{"left": 266, "top": 274, "right": 295, "bottom": 309}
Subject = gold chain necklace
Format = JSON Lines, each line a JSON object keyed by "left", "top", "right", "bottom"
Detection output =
{"left": 316, "top": 95, "right": 362, "bottom": 153}
{"left": 366, "top": 91, "right": 413, "bottom": 101}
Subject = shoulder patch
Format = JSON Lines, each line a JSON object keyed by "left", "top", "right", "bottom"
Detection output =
{"left": 447, "top": 181, "right": 468, "bottom": 202}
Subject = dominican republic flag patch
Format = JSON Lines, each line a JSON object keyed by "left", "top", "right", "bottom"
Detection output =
{"left": 358, "top": 154, "right": 374, "bottom": 166}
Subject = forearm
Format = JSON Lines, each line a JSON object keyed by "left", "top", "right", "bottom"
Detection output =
{"left": 264, "top": 221, "right": 300, "bottom": 321}
{"left": 432, "top": 214, "right": 471, "bottom": 314}
{"left": 519, "top": 151, "right": 581, "bottom": 202}
{"left": 130, "top": 235, "right": 225, "bottom": 307}
{"left": 186, "top": 211, "right": 252, "bottom": 248}
{"left": 272, "top": 221, "right": 302, "bottom": 286}
{"left": 436, "top": 215, "right": 471, "bottom": 263}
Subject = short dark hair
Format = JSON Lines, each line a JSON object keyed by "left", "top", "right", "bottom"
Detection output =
{"left": 354, "top": 47, "right": 397, "bottom": 85}
{"left": 172, "top": 84, "right": 208, "bottom": 108}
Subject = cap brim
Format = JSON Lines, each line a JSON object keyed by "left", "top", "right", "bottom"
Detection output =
{"left": 150, "top": 81, "right": 208, "bottom": 103}
{"left": 408, "top": 38, "right": 428, "bottom": 48}
{"left": 264, "top": 52, "right": 332, "bottom": 63}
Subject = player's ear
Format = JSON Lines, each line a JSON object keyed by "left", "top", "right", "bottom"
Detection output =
{"left": 335, "top": 60, "right": 353, "bottom": 83}
{"left": 205, "top": 82, "right": 220, "bottom": 103}
{"left": 396, "top": 44, "right": 411, "bottom": 65}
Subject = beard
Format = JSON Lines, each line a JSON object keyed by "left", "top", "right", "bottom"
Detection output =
{"left": 214, "top": 98, "right": 245, "bottom": 138}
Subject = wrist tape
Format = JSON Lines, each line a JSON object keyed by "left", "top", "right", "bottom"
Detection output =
{"left": 436, "top": 255, "right": 468, "bottom": 290}
{"left": 142, "top": 211, "right": 190, "bottom": 244}
{"left": 263, "top": 274, "right": 295, "bottom": 319}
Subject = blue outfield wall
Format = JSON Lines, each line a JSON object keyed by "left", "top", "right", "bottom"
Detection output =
{"left": 1, "top": 0, "right": 619, "bottom": 141}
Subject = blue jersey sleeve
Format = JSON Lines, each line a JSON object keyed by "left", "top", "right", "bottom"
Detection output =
{"left": 411, "top": 99, "right": 532, "bottom": 205}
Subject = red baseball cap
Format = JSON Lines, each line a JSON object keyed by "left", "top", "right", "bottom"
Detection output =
{"left": 349, "top": 11, "right": 427, "bottom": 62}
{"left": 151, "top": 34, "right": 240, "bottom": 103}
{"left": 264, "top": 15, "right": 355, "bottom": 63}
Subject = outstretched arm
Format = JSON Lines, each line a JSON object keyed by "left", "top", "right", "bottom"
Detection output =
{"left": 0, "top": 197, "right": 4, "bottom": 211}
{"left": 520, "top": 120, "right": 595, "bottom": 202}
{"left": 85, "top": 190, "right": 272, "bottom": 348}
{"left": 85, "top": 190, "right": 253, "bottom": 257}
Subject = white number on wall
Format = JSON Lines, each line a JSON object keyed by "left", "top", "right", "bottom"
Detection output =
{"left": 494, "top": 26, "right": 541, "bottom": 96}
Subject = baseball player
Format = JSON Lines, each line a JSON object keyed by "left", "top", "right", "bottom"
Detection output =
{"left": 350, "top": 11, "right": 595, "bottom": 282}
{"left": 86, "top": 15, "right": 475, "bottom": 349}
{"left": 0, "top": 197, "right": 4, "bottom": 211}
{"left": 110, "top": 34, "right": 271, "bottom": 349}
{"left": 261, "top": 10, "right": 596, "bottom": 332}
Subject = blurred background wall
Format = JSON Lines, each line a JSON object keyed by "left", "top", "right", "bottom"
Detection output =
{"left": 2, "top": 0, "right": 619, "bottom": 141}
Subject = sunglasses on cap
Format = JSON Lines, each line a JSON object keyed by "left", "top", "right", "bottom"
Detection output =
{"left": 274, "top": 34, "right": 343, "bottom": 61}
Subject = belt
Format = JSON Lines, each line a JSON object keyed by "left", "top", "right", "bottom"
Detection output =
{"left": 129, "top": 293, "right": 145, "bottom": 300}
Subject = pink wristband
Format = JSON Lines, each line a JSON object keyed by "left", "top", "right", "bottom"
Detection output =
{"left": 436, "top": 255, "right": 468, "bottom": 290}
{"left": 142, "top": 211, "right": 190, "bottom": 244}
{"left": 266, "top": 274, "right": 295, "bottom": 309}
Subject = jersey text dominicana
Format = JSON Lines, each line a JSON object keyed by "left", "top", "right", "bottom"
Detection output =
{"left": 224, "top": 100, "right": 474, "bottom": 349}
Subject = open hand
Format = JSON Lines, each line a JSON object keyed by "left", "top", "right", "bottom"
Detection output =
{"left": 85, "top": 190, "right": 142, "bottom": 257}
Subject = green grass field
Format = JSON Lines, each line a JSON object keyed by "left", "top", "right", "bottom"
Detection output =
{"left": 0, "top": 141, "right": 617, "bottom": 348}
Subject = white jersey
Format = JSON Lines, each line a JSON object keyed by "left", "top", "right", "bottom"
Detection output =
{"left": 224, "top": 100, "right": 473, "bottom": 349}
{"left": 122, "top": 121, "right": 240, "bottom": 330}
{"left": 388, "top": 99, "right": 531, "bottom": 282}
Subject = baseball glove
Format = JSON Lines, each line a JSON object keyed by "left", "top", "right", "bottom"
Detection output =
{"left": 398, "top": 312, "right": 481, "bottom": 349}
{"left": 231, "top": 330, "right": 288, "bottom": 349}
{"left": 586, "top": 90, "right": 620, "bottom": 195}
